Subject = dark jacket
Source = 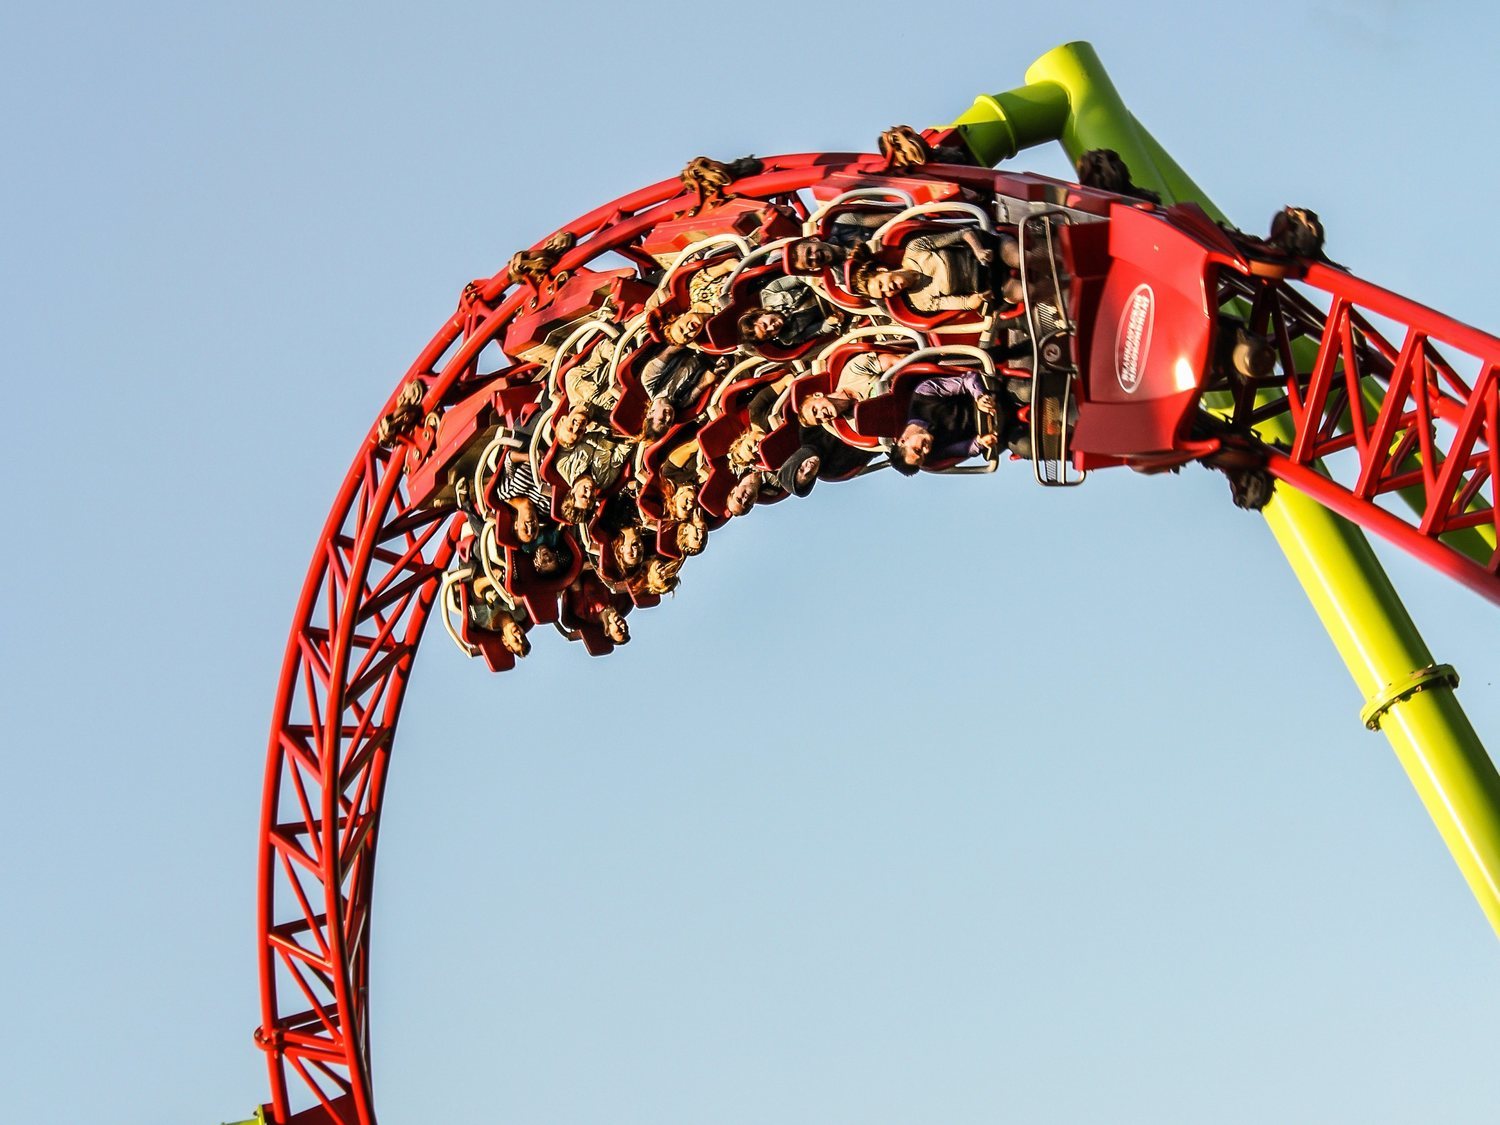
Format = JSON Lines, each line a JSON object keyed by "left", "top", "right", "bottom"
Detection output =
{"left": 906, "top": 371, "right": 996, "bottom": 462}
{"left": 641, "top": 346, "right": 711, "bottom": 411}
{"left": 776, "top": 427, "right": 873, "bottom": 496}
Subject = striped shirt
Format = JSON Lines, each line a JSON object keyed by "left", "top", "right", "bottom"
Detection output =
{"left": 495, "top": 459, "right": 549, "bottom": 506}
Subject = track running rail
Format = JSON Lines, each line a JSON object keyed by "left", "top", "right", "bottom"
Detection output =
{"left": 1214, "top": 264, "right": 1499, "bottom": 603}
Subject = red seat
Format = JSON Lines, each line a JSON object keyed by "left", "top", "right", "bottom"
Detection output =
{"left": 855, "top": 361, "right": 1000, "bottom": 473}
{"left": 591, "top": 525, "right": 652, "bottom": 587}
{"left": 786, "top": 369, "right": 834, "bottom": 420}
{"left": 635, "top": 426, "right": 705, "bottom": 526}
{"left": 698, "top": 367, "right": 786, "bottom": 468}
{"left": 817, "top": 344, "right": 915, "bottom": 450}
{"left": 644, "top": 252, "right": 737, "bottom": 351}
{"left": 650, "top": 260, "right": 705, "bottom": 319}
{"left": 850, "top": 362, "right": 955, "bottom": 439}
{"left": 755, "top": 419, "right": 801, "bottom": 472}
{"left": 700, "top": 459, "right": 789, "bottom": 516}
{"left": 550, "top": 346, "right": 593, "bottom": 401}
{"left": 855, "top": 220, "right": 985, "bottom": 335}
{"left": 589, "top": 527, "right": 664, "bottom": 611}
{"left": 851, "top": 396, "right": 905, "bottom": 438}
{"left": 698, "top": 464, "right": 734, "bottom": 518}
{"left": 656, "top": 519, "right": 682, "bottom": 560}
{"left": 621, "top": 561, "right": 662, "bottom": 609}
{"left": 492, "top": 382, "right": 544, "bottom": 427}
{"left": 447, "top": 582, "right": 519, "bottom": 674}
{"left": 698, "top": 411, "right": 746, "bottom": 463}
{"left": 483, "top": 494, "right": 525, "bottom": 549}
{"left": 469, "top": 625, "right": 519, "bottom": 673}
{"left": 700, "top": 261, "right": 783, "bottom": 350}
{"left": 607, "top": 342, "right": 657, "bottom": 440}
{"left": 536, "top": 440, "right": 568, "bottom": 492}
{"left": 559, "top": 571, "right": 632, "bottom": 657}
{"left": 814, "top": 264, "right": 871, "bottom": 313}
{"left": 614, "top": 345, "right": 720, "bottom": 447}
{"left": 705, "top": 266, "right": 844, "bottom": 361}
{"left": 504, "top": 534, "right": 583, "bottom": 625}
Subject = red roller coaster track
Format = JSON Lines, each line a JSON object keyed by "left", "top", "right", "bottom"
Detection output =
{"left": 254, "top": 152, "right": 1500, "bottom": 1125}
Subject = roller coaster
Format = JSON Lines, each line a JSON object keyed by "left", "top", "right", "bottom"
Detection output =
{"left": 236, "top": 43, "right": 1500, "bottom": 1125}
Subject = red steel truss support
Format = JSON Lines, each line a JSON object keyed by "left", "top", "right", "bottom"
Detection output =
{"left": 1214, "top": 263, "right": 1500, "bottom": 605}
{"left": 255, "top": 439, "right": 458, "bottom": 1123}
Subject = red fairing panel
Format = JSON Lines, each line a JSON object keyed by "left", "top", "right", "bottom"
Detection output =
{"left": 1073, "top": 204, "right": 1215, "bottom": 458}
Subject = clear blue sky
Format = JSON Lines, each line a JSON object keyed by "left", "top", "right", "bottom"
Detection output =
{"left": 3, "top": 2, "right": 1499, "bottom": 1123}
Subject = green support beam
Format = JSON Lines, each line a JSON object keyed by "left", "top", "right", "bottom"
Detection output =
{"left": 948, "top": 41, "right": 1500, "bottom": 940}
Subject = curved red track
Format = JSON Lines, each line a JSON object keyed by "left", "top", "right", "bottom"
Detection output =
{"left": 254, "top": 152, "right": 1500, "bottom": 1125}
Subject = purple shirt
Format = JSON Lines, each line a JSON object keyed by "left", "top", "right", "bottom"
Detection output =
{"left": 905, "top": 371, "right": 988, "bottom": 462}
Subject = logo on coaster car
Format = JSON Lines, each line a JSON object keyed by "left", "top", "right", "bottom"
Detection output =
{"left": 1114, "top": 284, "right": 1155, "bottom": 394}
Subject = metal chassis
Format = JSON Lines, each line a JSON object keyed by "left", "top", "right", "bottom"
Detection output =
{"left": 1017, "top": 207, "right": 1086, "bottom": 486}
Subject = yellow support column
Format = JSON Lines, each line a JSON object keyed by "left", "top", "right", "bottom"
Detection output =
{"left": 949, "top": 41, "right": 1500, "bottom": 939}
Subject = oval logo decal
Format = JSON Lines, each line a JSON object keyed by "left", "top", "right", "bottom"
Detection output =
{"left": 1114, "top": 284, "right": 1155, "bottom": 394}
